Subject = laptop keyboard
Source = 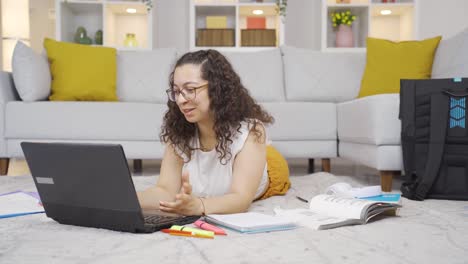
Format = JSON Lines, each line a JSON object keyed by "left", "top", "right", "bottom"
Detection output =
{"left": 142, "top": 214, "right": 201, "bottom": 232}
{"left": 144, "top": 214, "right": 181, "bottom": 225}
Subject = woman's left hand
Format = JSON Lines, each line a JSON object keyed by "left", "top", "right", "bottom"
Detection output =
{"left": 159, "top": 171, "right": 203, "bottom": 216}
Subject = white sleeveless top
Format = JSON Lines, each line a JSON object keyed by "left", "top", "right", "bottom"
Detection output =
{"left": 176, "top": 121, "right": 268, "bottom": 200}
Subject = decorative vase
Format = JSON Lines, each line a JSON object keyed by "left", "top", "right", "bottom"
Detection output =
{"left": 94, "top": 30, "right": 103, "bottom": 45}
{"left": 124, "top": 33, "right": 138, "bottom": 47}
{"left": 335, "top": 24, "right": 354, "bottom": 48}
{"left": 74, "top": 26, "right": 92, "bottom": 45}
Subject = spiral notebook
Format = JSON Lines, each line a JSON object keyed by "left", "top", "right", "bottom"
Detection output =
{"left": 204, "top": 212, "right": 297, "bottom": 234}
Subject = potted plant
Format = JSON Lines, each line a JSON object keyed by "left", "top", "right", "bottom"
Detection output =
{"left": 141, "top": 0, "right": 153, "bottom": 11}
{"left": 331, "top": 10, "right": 357, "bottom": 47}
{"left": 276, "top": 0, "right": 287, "bottom": 17}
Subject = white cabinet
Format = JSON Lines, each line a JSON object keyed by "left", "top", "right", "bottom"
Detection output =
{"left": 321, "top": 0, "right": 417, "bottom": 52}
{"left": 55, "top": 0, "right": 154, "bottom": 50}
{"left": 190, "top": 0, "right": 285, "bottom": 51}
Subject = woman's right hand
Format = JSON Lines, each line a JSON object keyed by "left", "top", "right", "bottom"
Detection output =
{"left": 159, "top": 171, "right": 204, "bottom": 216}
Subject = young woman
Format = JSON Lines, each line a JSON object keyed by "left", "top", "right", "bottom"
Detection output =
{"left": 137, "top": 49, "right": 290, "bottom": 216}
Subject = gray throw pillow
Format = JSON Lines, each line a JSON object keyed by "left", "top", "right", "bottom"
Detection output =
{"left": 432, "top": 27, "right": 468, "bottom": 78}
{"left": 12, "top": 41, "right": 51, "bottom": 101}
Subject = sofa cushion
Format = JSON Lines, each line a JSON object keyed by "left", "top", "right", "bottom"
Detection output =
{"left": 359, "top": 36, "right": 441, "bottom": 98}
{"left": 281, "top": 46, "right": 365, "bottom": 103}
{"left": 5, "top": 102, "right": 166, "bottom": 141}
{"left": 337, "top": 94, "right": 400, "bottom": 145}
{"left": 11, "top": 41, "right": 51, "bottom": 102}
{"left": 262, "top": 102, "right": 336, "bottom": 141}
{"left": 117, "top": 48, "right": 177, "bottom": 103}
{"left": 432, "top": 27, "right": 468, "bottom": 78}
{"left": 223, "top": 49, "right": 285, "bottom": 102}
{"left": 44, "top": 38, "right": 118, "bottom": 101}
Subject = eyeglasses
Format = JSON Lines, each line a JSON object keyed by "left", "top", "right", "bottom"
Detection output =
{"left": 166, "top": 83, "right": 208, "bottom": 102}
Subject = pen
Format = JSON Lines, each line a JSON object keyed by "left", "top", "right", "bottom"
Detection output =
{"left": 170, "top": 225, "right": 215, "bottom": 237}
{"left": 167, "top": 232, "right": 214, "bottom": 239}
{"left": 161, "top": 228, "right": 214, "bottom": 239}
{"left": 296, "top": 196, "right": 309, "bottom": 203}
{"left": 161, "top": 229, "right": 192, "bottom": 235}
{"left": 194, "top": 220, "right": 227, "bottom": 235}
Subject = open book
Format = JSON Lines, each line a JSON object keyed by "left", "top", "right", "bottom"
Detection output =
{"left": 275, "top": 194, "right": 401, "bottom": 230}
{"left": 0, "top": 191, "right": 44, "bottom": 219}
{"left": 204, "top": 212, "right": 297, "bottom": 234}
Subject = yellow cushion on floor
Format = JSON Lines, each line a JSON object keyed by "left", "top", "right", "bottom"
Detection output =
{"left": 44, "top": 38, "right": 117, "bottom": 101}
{"left": 260, "top": 145, "right": 291, "bottom": 200}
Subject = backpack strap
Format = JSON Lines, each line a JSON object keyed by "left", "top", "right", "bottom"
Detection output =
{"left": 399, "top": 80, "right": 416, "bottom": 183}
{"left": 399, "top": 80, "right": 418, "bottom": 199}
{"left": 413, "top": 93, "right": 450, "bottom": 200}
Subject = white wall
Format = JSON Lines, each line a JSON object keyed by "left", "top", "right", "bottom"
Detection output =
{"left": 417, "top": 0, "right": 468, "bottom": 39}
{"left": 400, "top": 8, "right": 413, "bottom": 40}
{"left": 3, "top": 0, "right": 468, "bottom": 57}
{"left": 370, "top": 16, "right": 401, "bottom": 41}
{"left": 284, "top": 0, "right": 321, "bottom": 50}
{"left": 155, "top": 0, "right": 323, "bottom": 51}
{"left": 155, "top": 0, "right": 189, "bottom": 52}
{"left": 0, "top": 2, "right": 3, "bottom": 70}
{"left": 284, "top": 0, "right": 468, "bottom": 50}
{"left": 29, "top": 0, "right": 55, "bottom": 53}
{"left": 156, "top": 0, "right": 468, "bottom": 50}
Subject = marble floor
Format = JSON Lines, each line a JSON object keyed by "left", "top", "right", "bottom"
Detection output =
{"left": 5, "top": 157, "right": 404, "bottom": 191}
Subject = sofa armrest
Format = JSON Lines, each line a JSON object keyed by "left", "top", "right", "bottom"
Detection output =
{"left": 0, "top": 71, "right": 19, "bottom": 157}
{"left": 337, "top": 94, "right": 401, "bottom": 145}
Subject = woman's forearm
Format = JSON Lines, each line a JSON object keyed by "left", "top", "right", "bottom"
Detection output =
{"left": 137, "top": 186, "right": 175, "bottom": 210}
{"left": 202, "top": 193, "right": 253, "bottom": 215}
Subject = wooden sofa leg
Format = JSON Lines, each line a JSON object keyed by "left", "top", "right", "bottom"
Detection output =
{"left": 308, "top": 159, "right": 314, "bottom": 174}
{"left": 133, "top": 159, "right": 143, "bottom": 174}
{"left": 380, "top": 170, "right": 400, "bottom": 192}
{"left": 321, "top": 158, "right": 331, "bottom": 172}
{"left": 0, "top": 158, "right": 10, "bottom": 176}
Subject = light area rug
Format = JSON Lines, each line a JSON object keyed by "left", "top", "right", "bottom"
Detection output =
{"left": 0, "top": 172, "right": 467, "bottom": 264}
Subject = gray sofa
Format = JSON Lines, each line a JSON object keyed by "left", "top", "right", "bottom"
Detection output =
{"left": 2, "top": 27, "right": 467, "bottom": 191}
{"left": 0, "top": 47, "right": 350, "bottom": 178}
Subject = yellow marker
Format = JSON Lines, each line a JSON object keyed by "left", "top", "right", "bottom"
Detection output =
{"left": 170, "top": 225, "right": 214, "bottom": 237}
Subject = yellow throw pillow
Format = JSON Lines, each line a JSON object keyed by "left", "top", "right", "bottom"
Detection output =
{"left": 44, "top": 38, "right": 117, "bottom": 101}
{"left": 260, "top": 145, "right": 291, "bottom": 200}
{"left": 358, "top": 36, "right": 442, "bottom": 98}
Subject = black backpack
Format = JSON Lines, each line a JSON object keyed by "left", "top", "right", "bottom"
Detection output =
{"left": 400, "top": 78, "right": 468, "bottom": 201}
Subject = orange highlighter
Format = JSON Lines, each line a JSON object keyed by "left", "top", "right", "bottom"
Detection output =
{"left": 161, "top": 229, "right": 213, "bottom": 239}
{"left": 194, "top": 220, "right": 227, "bottom": 235}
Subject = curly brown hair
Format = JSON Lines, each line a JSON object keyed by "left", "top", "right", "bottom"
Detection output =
{"left": 160, "top": 49, "right": 274, "bottom": 164}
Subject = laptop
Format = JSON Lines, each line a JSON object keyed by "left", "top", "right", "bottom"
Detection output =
{"left": 21, "top": 142, "right": 200, "bottom": 233}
